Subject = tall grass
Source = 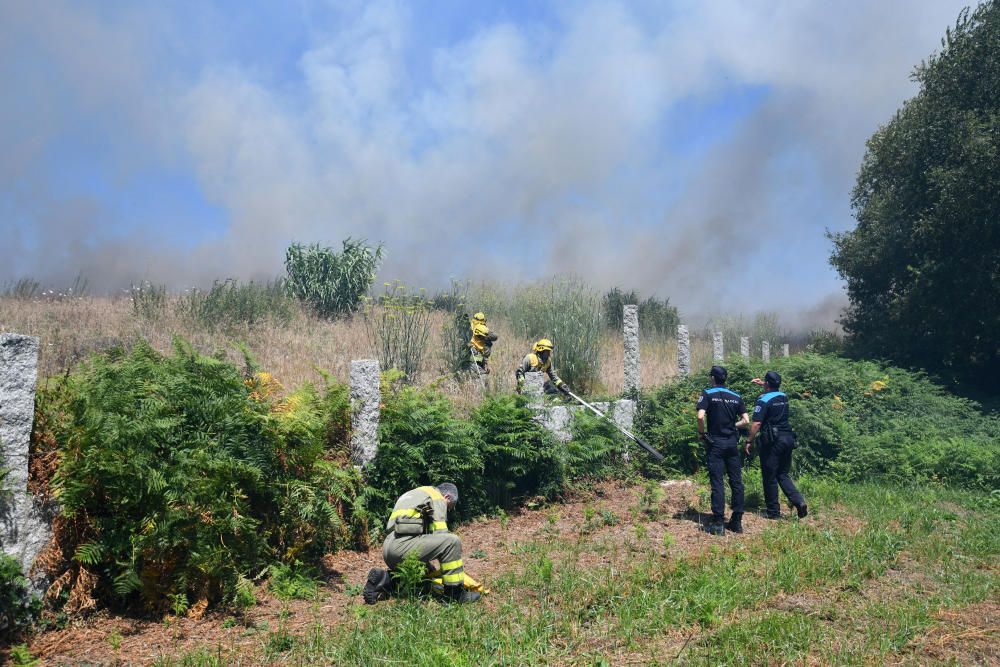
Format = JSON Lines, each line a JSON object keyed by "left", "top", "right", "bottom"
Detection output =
{"left": 362, "top": 282, "right": 434, "bottom": 383}
{"left": 176, "top": 279, "right": 294, "bottom": 331}
{"left": 506, "top": 277, "right": 604, "bottom": 392}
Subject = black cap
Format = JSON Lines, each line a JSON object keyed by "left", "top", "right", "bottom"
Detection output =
{"left": 764, "top": 370, "right": 781, "bottom": 388}
{"left": 709, "top": 365, "right": 728, "bottom": 382}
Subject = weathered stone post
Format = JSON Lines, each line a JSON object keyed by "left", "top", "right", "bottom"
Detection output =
{"left": 1, "top": 333, "right": 52, "bottom": 592}
{"left": 523, "top": 371, "right": 546, "bottom": 407}
{"left": 782, "top": 343, "right": 790, "bottom": 358}
{"left": 740, "top": 336, "right": 750, "bottom": 360}
{"left": 713, "top": 332, "right": 724, "bottom": 362}
{"left": 350, "top": 359, "right": 381, "bottom": 467}
{"left": 762, "top": 341, "right": 771, "bottom": 363}
{"left": 677, "top": 325, "right": 690, "bottom": 377}
{"left": 623, "top": 305, "right": 640, "bottom": 395}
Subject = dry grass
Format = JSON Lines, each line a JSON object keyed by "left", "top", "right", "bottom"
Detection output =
{"left": 1, "top": 295, "right": 714, "bottom": 404}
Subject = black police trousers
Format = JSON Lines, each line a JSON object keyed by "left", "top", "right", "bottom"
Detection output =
{"left": 759, "top": 436, "right": 804, "bottom": 516}
{"left": 706, "top": 438, "right": 743, "bottom": 521}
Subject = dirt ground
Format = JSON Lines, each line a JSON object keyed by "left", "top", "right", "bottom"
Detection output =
{"left": 24, "top": 479, "right": 727, "bottom": 665}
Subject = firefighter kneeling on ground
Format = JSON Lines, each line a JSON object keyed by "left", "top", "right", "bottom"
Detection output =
{"left": 363, "top": 483, "right": 482, "bottom": 605}
{"left": 515, "top": 339, "right": 571, "bottom": 396}
{"left": 468, "top": 312, "right": 498, "bottom": 373}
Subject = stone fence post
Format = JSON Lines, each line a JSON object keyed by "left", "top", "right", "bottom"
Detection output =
{"left": 740, "top": 336, "right": 750, "bottom": 360}
{"left": 782, "top": 343, "right": 790, "bottom": 358}
{"left": 1, "top": 333, "right": 52, "bottom": 592}
{"left": 623, "top": 305, "right": 639, "bottom": 395}
{"left": 712, "top": 332, "right": 724, "bottom": 362}
{"left": 762, "top": 341, "right": 771, "bottom": 363}
{"left": 350, "top": 359, "right": 381, "bottom": 467}
{"left": 676, "top": 325, "right": 690, "bottom": 377}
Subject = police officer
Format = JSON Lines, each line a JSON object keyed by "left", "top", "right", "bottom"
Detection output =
{"left": 745, "top": 371, "right": 807, "bottom": 519}
{"left": 696, "top": 365, "right": 750, "bottom": 535}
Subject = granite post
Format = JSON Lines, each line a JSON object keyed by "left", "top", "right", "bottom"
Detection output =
{"left": 350, "top": 359, "right": 381, "bottom": 467}
{"left": 677, "top": 325, "right": 690, "bottom": 377}
{"left": 623, "top": 305, "right": 640, "bottom": 395}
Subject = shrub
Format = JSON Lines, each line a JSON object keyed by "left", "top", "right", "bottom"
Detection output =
{"left": 436, "top": 281, "right": 474, "bottom": 375}
{"left": 44, "top": 340, "right": 363, "bottom": 611}
{"left": 361, "top": 377, "right": 483, "bottom": 529}
{"left": 471, "top": 395, "right": 564, "bottom": 510}
{"left": 0, "top": 554, "right": 40, "bottom": 643}
{"left": 362, "top": 282, "right": 433, "bottom": 383}
{"left": 637, "top": 354, "right": 1000, "bottom": 490}
{"left": 566, "top": 410, "right": 627, "bottom": 480}
{"left": 176, "top": 279, "right": 294, "bottom": 331}
{"left": 509, "top": 277, "right": 604, "bottom": 392}
{"left": 285, "top": 239, "right": 383, "bottom": 319}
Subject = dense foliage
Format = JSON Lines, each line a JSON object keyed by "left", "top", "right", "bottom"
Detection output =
{"left": 602, "top": 287, "right": 680, "bottom": 338}
{"left": 284, "top": 239, "right": 383, "bottom": 319}
{"left": 43, "top": 340, "right": 364, "bottom": 611}
{"left": 638, "top": 354, "right": 1000, "bottom": 490}
{"left": 0, "top": 555, "right": 39, "bottom": 643}
{"left": 830, "top": 1, "right": 1000, "bottom": 383}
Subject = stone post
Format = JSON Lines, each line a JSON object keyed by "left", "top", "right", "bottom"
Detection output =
{"left": 623, "top": 305, "right": 640, "bottom": 395}
{"left": 712, "top": 332, "right": 724, "bottom": 362}
{"left": 782, "top": 343, "right": 790, "bottom": 358}
{"left": 523, "top": 371, "right": 546, "bottom": 407}
{"left": 349, "top": 359, "right": 381, "bottom": 467}
{"left": 676, "top": 325, "right": 690, "bottom": 377}
{"left": 762, "top": 341, "right": 771, "bottom": 363}
{"left": 1, "top": 333, "right": 52, "bottom": 592}
{"left": 740, "top": 336, "right": 750, "bottom": 360}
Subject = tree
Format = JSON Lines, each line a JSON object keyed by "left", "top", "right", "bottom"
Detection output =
{"left": 829, "top": 1, "right": 1000, "bottom": 384}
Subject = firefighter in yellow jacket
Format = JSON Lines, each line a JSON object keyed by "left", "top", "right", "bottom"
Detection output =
{"left": 468, "top": 312, "right": 498, "bottom": 373}
{"left": 515, "top": 339, "right": 570, "bottom": 396}
{"left": 363, "top": 483, "right": 481, "bottom": 604}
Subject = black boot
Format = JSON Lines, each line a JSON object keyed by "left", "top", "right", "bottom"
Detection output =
{"left": 443, "top": 585, "right": 481, "bottom": 604}
{"left": 796, "top": 503, "right": 808, "bottom": 518}
{"left": 363, "top": 568, "right": 393, "bottom": 605}
{"left": 726, "top": 513, "right": 743, "bottom": 534}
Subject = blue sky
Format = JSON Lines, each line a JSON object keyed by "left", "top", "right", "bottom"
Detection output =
{"left": 0, "top": 0, "right": 972, "bottom": 325}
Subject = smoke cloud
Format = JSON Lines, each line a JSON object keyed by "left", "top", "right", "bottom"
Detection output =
{"left": 0, "top": 1, "right": 969, "bottom": 328}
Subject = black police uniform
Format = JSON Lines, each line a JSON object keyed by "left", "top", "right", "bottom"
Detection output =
{"left": 697, "top": 385, "right": 746, "bottom": 524}
{"left": 752, "top": 389, "right": 805, "bottom": 517}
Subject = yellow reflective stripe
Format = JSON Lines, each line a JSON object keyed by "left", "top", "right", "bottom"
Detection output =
{"left": 418, "top": 486, "right": 444, "bottom": 500}
{"left": 441, "top": 559, "right": 463, "bottom": 571}
{"left": 389, "top": 508, "right": 421, "bottom": 520}
{"left": 431, "top": 521, "right": 448, "bottom": 532}
{"left": 442, "top": 572, "right": 465, "bottom": 584}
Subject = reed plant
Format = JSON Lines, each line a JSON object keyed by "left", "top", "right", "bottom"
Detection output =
{"left": 362, "top": 282, "right": 433, "bottom": 383}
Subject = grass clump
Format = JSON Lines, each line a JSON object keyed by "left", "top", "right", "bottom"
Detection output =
{"left": 41, "top": 339, "right": 364, "bottom": 612}
{"left": 362, "top": 281, "right": 433, "bottom": 383}
{"left": 176, "top": 279, "right": 294, "bottom": 332}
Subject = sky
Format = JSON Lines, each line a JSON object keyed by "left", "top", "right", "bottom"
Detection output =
{"left": 0, "top": 0, "right": 973, "bottom": 326}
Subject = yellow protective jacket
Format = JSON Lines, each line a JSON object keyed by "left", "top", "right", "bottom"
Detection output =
{"left": 515, "top": 352, "right": 564, "bottom": 389}
{"left": 469, "top": 320, "right": 498, "bottom": 354}
{"left": 385, "top": 486, "right": 450, "bottom": 535}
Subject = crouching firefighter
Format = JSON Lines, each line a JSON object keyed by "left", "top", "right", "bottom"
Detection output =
{"left": 469, "top": 312, "right": 498, "bottom": 373}
{"left": 515, "top": 339, "right": 570, "bottom": 396}
{"left": 363, "top": 483, "right": 482, "bottom": 604}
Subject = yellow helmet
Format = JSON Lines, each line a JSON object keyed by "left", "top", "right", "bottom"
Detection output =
{"left": 533, "top": 338, "right": 554, "bottom": 353}
{"left": 473, "top": 312, "right": 486, "bottom": 322}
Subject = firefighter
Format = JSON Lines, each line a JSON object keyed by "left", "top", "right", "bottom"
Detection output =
{"left": 696, "top": 365, "right": 750, "bottom": 535}
{"left": 363, "top": 483, "right": 480, "bottom": 605}
{"left": 515, "top": 339, "right": 570, "bottom": 396}
{"left": 468, "top": 312, "right": 498, "bottom": 373}
{"left": 746, "top": 371, "right": 807, "bottom": 519}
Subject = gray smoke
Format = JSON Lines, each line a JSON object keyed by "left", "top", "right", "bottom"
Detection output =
{"left": 0, "top": 0, "right": 969, "bottom": 330}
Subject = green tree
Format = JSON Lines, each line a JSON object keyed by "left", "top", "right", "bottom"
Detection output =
{"left": 285, "top": 239, "right": 383, "bottom": 319}
{"left": 829, "top": 1, "right": 1000, "bottom": 383}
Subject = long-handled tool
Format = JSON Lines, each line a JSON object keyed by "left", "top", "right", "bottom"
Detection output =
{"left": 564, "top": 389, "right": 665, "bottom": 461}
